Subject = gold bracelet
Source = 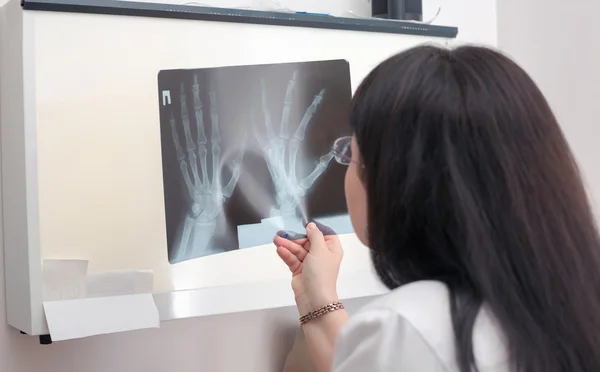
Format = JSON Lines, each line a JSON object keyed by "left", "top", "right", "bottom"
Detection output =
{"left": 299, "top": 302, "right": 345, "bottom": 325}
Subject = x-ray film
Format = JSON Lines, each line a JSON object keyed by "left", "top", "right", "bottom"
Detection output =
{"left": 157, "top": 60, "right": 353, "bottom": 264}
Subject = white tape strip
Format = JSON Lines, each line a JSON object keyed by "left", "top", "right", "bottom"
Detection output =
{"left": 43, "top": 294, "right": 160, "bottom": 341}
{"left": 85, "top": 270, "right": 154, "bottom": 298}
{"left": 41, "top": 260, "right": 159, "bottom": 341}
{"left": 42, "top": 259, "right": 89, "bottom": 301}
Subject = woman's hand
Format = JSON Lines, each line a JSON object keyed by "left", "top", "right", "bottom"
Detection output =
{"left": 274, "top": 222, "right": 343, "bottom": 316}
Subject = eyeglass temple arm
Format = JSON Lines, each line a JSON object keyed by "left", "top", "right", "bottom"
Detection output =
{"left": 276, "top": 221, "right": 337, "bottom": 240}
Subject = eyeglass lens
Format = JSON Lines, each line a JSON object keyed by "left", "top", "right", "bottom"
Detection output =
{"left": 333, "top": 136, "right": 352, "bottom": 165}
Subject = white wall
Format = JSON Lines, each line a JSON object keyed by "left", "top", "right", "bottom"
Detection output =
{"left": 497, "top": 0, "right": 600, "bottom": 214}
{"left": 0, "top": 0, "right": 496, "bottom": 371}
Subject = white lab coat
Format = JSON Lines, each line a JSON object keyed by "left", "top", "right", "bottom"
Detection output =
{"left": 284, "top": 281, "right": 509, "bottom": 372}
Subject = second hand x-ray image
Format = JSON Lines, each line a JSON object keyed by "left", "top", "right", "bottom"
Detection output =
{"left": 158, "top": 60, "right": 353, "bottom": 264}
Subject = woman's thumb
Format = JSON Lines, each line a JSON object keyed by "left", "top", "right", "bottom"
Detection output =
{"left": 305, "top": 222, "right": 326, "bottom": 252}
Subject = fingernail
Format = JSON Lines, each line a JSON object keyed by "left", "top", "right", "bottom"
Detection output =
{"left": 307, "top": 222, "right": 317, "bottom": 230}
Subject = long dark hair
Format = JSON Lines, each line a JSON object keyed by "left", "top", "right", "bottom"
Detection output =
{"left": 350, "top": 44, "right": 600, "bottom": 372}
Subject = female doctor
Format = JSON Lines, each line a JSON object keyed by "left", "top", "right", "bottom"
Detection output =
{"left": 274, "top": 45, "right": 600, "bottom": 372}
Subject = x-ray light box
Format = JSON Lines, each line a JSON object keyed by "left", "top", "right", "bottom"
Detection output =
{"left": 0, "top": 0, "right": 457, "bottom": 339}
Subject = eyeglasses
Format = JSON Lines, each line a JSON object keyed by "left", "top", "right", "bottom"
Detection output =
{"left": 332, "top": 136, "right": 363, "bottom": 167}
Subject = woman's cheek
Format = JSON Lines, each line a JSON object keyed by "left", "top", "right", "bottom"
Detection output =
{"left": 345, "top": 166, "right": 368, "bottom": 245}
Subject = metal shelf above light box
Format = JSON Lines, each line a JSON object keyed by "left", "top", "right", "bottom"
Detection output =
{"left": 21, "top": 0, "right": 459, "bottom": 38}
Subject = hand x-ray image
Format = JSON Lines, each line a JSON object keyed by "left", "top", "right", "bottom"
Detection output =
{"left": 158, "top": 60, "right": 353, "bottom": 264}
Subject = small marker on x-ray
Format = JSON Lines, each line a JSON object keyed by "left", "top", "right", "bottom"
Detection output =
{"left": 162, "top": 90, "right": 171, "bottom": 106}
